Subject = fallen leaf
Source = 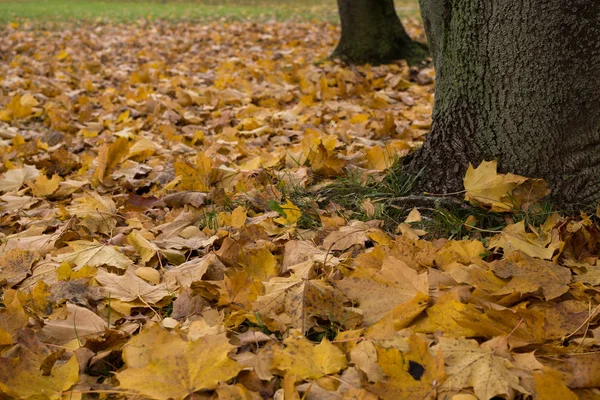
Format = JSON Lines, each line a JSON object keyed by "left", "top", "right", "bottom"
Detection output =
{"left": 433, "top": 337, "right": 528, "bottom": 399}
{"left": 0, "top": 249, "right": 38, "bottom": 288}
{"left": 95, "top": 268, "right": 171, "bottom": 304}
{"left": 488, "top": 220, "right": 562, "bottom": 260}
{"left": 117, "top": 332, "right": 242, "bottom": 399}
{"left": 335, "top": 255, "right": 428, "bottom": 326}
{"left": 0, "top": 164, "right": 39, "bottom": 193}
{"left": 464, "top": 160, "right": 548, "bottom": 212}
{"left": 42, "top": 303, "right": 107, "bottom": 345}
{"left": 63, "top": 240, "right": 133, "bottom": 270}
{"left": 94, "top": 137, "right": 130, "bottom": 185}
{"left": 273, "top": 331, "right": 347, "bottom": 379}
{"left": 369, "top": 335, "right": 445, "bottom": 400}
{"left": 490, "top": 252, "right": 571, "bottom": 300}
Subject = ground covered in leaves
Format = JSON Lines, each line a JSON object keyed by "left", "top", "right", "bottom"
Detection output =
{"left": 1, "top": 19, "right": 600, "bottom": 400}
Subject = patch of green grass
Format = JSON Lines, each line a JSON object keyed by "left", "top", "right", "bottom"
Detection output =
{"left": 0, "top": 0, "right": 419, "bottom": 23}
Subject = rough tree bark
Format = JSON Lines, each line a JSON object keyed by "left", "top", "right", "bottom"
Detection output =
{"left": 409, "top": 0, "right": 600, "bottom": 208}
{"left": 331, "top": 0, "right": 427, "bottom": 65}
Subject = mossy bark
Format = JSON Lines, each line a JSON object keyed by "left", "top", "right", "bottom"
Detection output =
{"left": 331, "top": 0, "right": 427, "bottom": 65}
{"left": 409, "top": 0, "right": 600, "bottom": 208}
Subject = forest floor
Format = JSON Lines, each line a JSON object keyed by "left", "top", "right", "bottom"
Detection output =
{"left": 0, "top": 5, "right": 599, "bottom": 400}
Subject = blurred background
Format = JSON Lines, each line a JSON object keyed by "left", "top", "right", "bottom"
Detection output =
{"left": 0, "top": 0, "right": 420, "bottom": 23}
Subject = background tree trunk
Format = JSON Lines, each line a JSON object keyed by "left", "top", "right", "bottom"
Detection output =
{"left": 410, "top": 0, "right": 600, "bottom": 207}
{"left": 332, "top": 0, "right": 426, "bottom": 65}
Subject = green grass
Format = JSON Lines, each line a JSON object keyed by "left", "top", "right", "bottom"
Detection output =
{"left": 0, "top": 0, "right": 419, "bottom": 23}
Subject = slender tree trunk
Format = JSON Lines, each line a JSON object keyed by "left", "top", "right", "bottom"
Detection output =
{"left": 410, "top": 0, "right": 600, "bottom": 208}
{"left": 332, "top": 0, "right": 427, "bottom": 65}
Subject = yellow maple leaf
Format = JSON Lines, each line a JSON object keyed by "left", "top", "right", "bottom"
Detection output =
{"left": 117, "top": 332, "right": 242, "bottom": 399}
{"left": 69, "top": 192, "right": 118, "bottom": 235}
{"left": 272, "top": 331, "right": 347, "bottom": 379}
{"left": 533, "top": 369, "right": 578, "bottom": 400}
{"left": 93, "top": 137, "right": 130, "bottom": 185}
{"left": 127, "top": 137, "right": 158, "bottom": 160}
{"left": 0, "top": 94, "right": 39, "bottom": 121}
{"left": 365, "top": 146, "right": 392, "bottom": 171}
{"left": 335, "top": 255, "right": 428, "bottom": 326}
{"left": 0, "top": 349, "right": 79, "bottom": 399}
{"left": 432, "top": 337, "right": 528, "bottom": 399}
{"left": 63, "top": 240, "right": 132, "bottom": 270}
{"left": 56, "top": 261, "right": 97, "bottom": 281}
{"left": 464, "top": 160, "right": 549, "bottom": 212}
{"left": 230, "top": 206, "right": 247, "bottom": 229}
{"left": 369, "top": 335, "right": 446, "bottom": 400}
{"left": 30, "top": 174, "right": 61, "bottom": 197}
{"left": 244, "top": 247, "right": 280, "bottom": 281}
{"left": 0, "top": 290, "right": 28, "bottom": 345}
{"left": 274, "top": 199, "right": 301, "bottom": 225}
{"left": 174, "top": 153, "right": 212, "bottom": 192}
{"left": 487, "top": 220, "right": 563, "bottom": 260}
{"left": 127, "top": 230, "right": 159, "bottom": 265}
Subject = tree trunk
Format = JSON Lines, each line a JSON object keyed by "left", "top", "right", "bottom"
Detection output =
{"left": 410, "top": 0, "right": 600, "bottom": 208}
{"left": 331, "top": 0, "right": 427, "bottom": 65}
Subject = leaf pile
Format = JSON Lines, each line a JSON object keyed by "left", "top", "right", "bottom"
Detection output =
{"left": 0, "top": 19, "right": 600, "bottom": 400}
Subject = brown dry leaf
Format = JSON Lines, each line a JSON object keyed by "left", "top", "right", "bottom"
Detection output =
{"left": 490, "top": 251, "right": 571, "bottom": 300}
{"left": 253, "top": 275, "right": 355, "bottom": 331}
{"left": 244, "top": 247, "right": 280, "bottom": 281}
{"left": 433, "top": 337, "right": 528, "bottom": 399}
{"left": 42, "top": 302, "right": 107, "bottom": 345}
{"left": 335, "top": 255, "right": 428, "bottom": 326}
{"left": 127, "top": 137, "right": 158, "bottom": 160}
{"left": 0, "top": 248, "right": 38, "bottom": 288}
{"left": 282, "top": 240, "right": 326, "bottom": 272}
{"left": 543, "top": 354, "right": 600, "bottom": 389}
{"left": 155, "top": 191, "right": 207, "bottom": 208}
{"left": 164, "top": 253, "right": 224, "bottom": 289}
{"left": 322, "top": 221, "right": 372, "bottom": 252}
{"left": 350, "top": 340, "right": 384, "bottom": 383}
{"left": 6, "top": 15, "right": 600, "bottom": 399}
{"left": 573, "top": 263, "right": 600, "bottom": 286}
{"left": 117, "top": 332, "right": 242, "bottom": 399}
{"left": 272, "top": 331, "right": 347, "bottom": 380}
{"left": 69, "top": 192, "right": 118, "bottom": 235}
{"left": 95, "top": 268, "right": 171, "bottom": 304}
{"left": 0, "top": 164, "right": 39, "bottom": 193}
{"left": 297, "top": 367, "right": 365, "bottom": 400}
{"left": 434, "top": 239, "right": 486, "bottom": 269}
{"left": 404, "top": 207, "right": 422, "bottom": 223}
{"left": 369, "top": 335, "right": 445, "bottom": 400}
